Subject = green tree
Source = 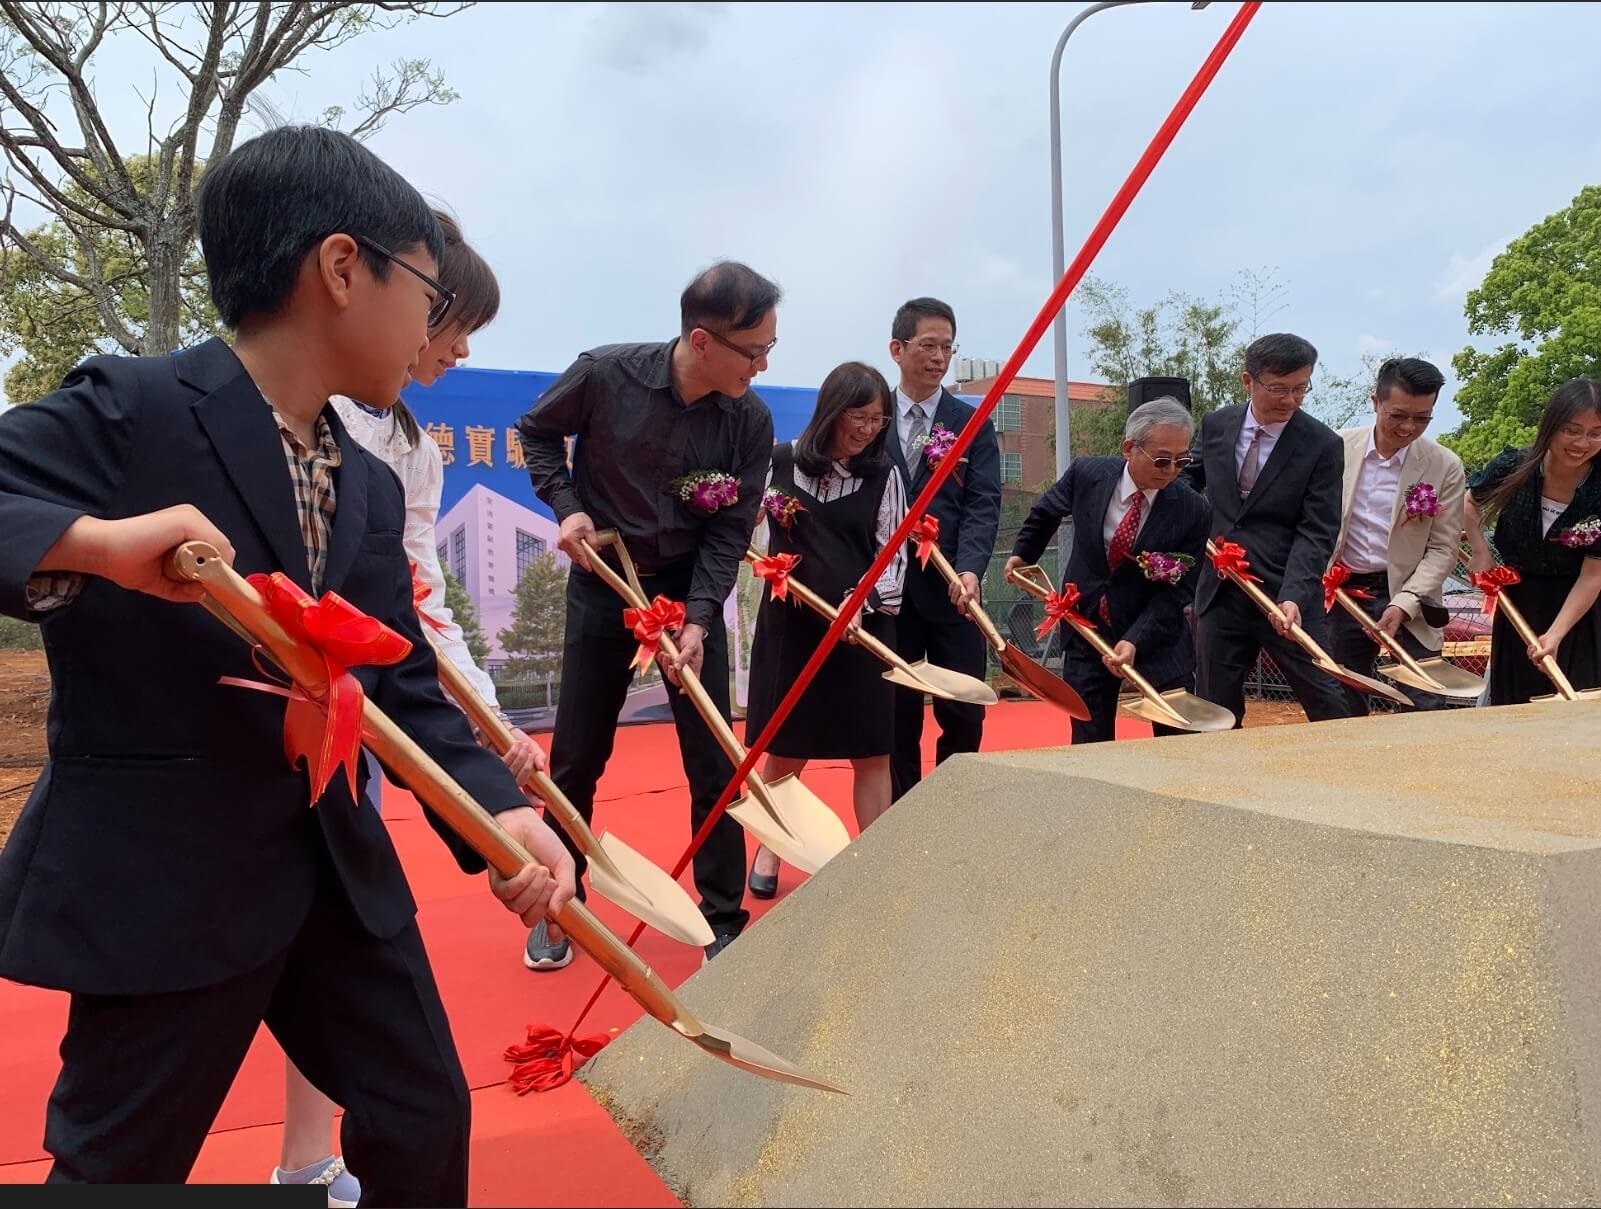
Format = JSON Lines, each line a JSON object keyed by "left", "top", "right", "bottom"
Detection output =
{"left": 0, "top": 1, "right": 469, "bottom": 400}
{"left": 439, "top": 562, "right": 488, "bottom": 665}
{"left": 498, "top": 553, "right": 568, "bottom": 681}
{"left": 1441, "top": 185, "right": 1601, "bottom": 471}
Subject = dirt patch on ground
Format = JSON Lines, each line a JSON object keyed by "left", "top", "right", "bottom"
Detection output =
{"left": 0, "top": 650, "right": 49, "bottom": 847}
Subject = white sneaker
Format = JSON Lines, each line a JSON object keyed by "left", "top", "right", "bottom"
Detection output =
{"left": 270, "top": 1154, "right": 361, "bottom": 1208}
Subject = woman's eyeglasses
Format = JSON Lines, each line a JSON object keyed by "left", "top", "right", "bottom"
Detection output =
{"left": 844, "top": 411, "right": 891, "bottom": 431}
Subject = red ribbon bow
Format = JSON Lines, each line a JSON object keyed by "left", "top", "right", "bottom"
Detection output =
{"left": 1035, "top": 583, "right": 1093, "bottom": 641}
{"left": 504, "top": 1024, "right": 613, "bottom": 1094}
{"left": 408, "top": 561, "right": 450, "bottom": 633}
{"left": 1471, "top": 566, "right": 1521, "bottom": 616}
{"left": 622, "top": 595, "right": 686, "bottom": 673}
{"left": 750, "top": 552, "right": 802, "bottom": 601}
{"left": 1209, "top": 539, "right": 1262, "bottom": 584}
{"left": 225, "top": 574, "right": 412, "bottom": 805}
{"left": 1321, "top": 562, "right": 1374, "bottom": 612}
{"left": 911, "top": 515, "right": 940, "bottom": 569}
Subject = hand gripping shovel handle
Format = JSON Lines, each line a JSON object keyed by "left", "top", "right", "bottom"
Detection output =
{"left": 1004, "top": 563, "right": 1188, "bottom": 728}
{"left": 922, "top": 543, "right": 1007, "bottom": 654}
{"left": 163, "top": 542, "right": 690, "bottom": 1028}
{"left": 1495, "top": 591, "right": 1580, "bottom": 700}
{"left": 1331, "top": 588, "right": 1434, "bottom": 682}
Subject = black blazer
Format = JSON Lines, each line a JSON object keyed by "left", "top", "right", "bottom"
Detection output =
{"left": 1012, "top": 455, "right": 1211, "bottom": 689}
{"left": 887, "top": 387, "right": 1003, "bottom": 625}
{"left": 0, "top": 339, "right": 525, "bottom": 997}
{"left": 1182, "top": 405, "right": 1344, "bottom": 617}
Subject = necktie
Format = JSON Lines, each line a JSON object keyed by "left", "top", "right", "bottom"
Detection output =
{"left": 1107, "top": 490, "right": 1144, "bottom": 572}
{"left": 1238, "top": 426, "right": 1265, "bottom": 496}
{"left": 906, "top": 404, "right": 928, "bottom": 458}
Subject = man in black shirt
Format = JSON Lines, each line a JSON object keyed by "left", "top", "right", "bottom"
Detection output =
{"left": 516, "top": 261, "right": 780, "bottom": 965}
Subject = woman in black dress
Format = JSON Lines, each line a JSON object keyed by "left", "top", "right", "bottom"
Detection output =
{"left": 1464, "top": 378, "right": 1601, "bottom": 705}
{"left": 743, "top": 362, "right": 907, "bottom": 897}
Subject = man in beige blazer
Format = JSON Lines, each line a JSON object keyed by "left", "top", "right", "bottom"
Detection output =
{"left": 1326, "top": 357, "right": 1466, "bottom": 713}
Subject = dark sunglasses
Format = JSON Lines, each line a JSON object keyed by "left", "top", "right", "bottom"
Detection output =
{"left": 354, "top": 235, "right": 455, "bottom": 329}
{"left": 1135, "top": 444, "right": 1194, "bottom": 471}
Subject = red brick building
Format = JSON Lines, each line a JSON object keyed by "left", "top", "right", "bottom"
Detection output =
{"left": 953, "top": 373, "right": 1116, "bottom": 492}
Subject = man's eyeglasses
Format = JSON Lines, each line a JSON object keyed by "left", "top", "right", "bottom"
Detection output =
{"left": 901, "top": 339, "right": 958, "bottom": 358}
{"left": 1251, "top": 379, "right": 1312, "bottom": 401}
{"left": 1380, "top": 409, "right": 1434, "bottom": 427}
{"left": 1135, "top": 444, "right": 1194, "bottom": 471}
{"left": 354, "top": 235, "right": 455, "bottom": 329}
{"left": 703, "top": 327, "right": 778, "bottom": 366}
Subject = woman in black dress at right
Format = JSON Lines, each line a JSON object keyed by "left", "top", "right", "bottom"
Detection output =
{"left": 1463, "top": 377, "right": 1601, "bottom": 705}
{"left": 743, "top": 361, "right": 907, "bottom": 898}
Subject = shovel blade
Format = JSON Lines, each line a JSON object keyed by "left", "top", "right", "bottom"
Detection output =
{"left": 677, "top": 1021, "right": 848, "bottom": 1094}
{"left": 1532, "top": 688, "right": 1601, "bottom": 703}
{"left": 588, "top": 832, "right": 715, "bottom": 948}
{"left": 998, "top": 645, "right": 1092, "bottom": 720}
{"left": 728, "top": 773, "right": 850, "bottom": 875}
{"left": 1376, "top": 657, "right": 1485, "bottom": 700}
{"left": 1320, "top": 659, "right": 1414, "bottom": 708}
{"left": 1119, "top": 689, "right": 1237, "bottom": 733}
{"left": 881, "top": 664, "right": 953, "bottom": 700}
{"left": 906, "top": 659, "right": 999, "bottom": 706}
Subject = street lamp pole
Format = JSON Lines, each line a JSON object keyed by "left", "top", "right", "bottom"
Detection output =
{"left": 1050, "top": 0, "right": 1209, "bottom": 476}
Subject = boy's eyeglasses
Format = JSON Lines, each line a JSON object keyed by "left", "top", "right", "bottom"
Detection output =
{"left": 354, "top": 235, "right": 455, "bottom": 329}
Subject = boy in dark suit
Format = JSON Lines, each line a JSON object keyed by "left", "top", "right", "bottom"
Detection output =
{"left": 0, "top": 126, "right": 574, "bottom": 1204}
{"left": 1182, "top": 332, "right": 1351, "bottom": 726}
{"left": 1007, "top": 397, "right": 1212, "bottom": 743}
{"left": 885, "top": 297, "right": 1003, "bottom": 800}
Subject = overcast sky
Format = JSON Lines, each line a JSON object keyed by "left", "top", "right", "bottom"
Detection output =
{"left": 7, "top": 1, "right": 1601, "bottom": 433}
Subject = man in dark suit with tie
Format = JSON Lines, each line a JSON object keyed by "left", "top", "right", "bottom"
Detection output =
{"left": 885, "top": 297, "right": 1003, "bottom": 800}
{"left": 0, "top": 126, "right": 573, "bottom": 1202}
{"left": 1183, "top": 332, "right": 1351, "bottom": 725}
{"left": 1007, "top": 398, "right": 1212, "bottom": 743}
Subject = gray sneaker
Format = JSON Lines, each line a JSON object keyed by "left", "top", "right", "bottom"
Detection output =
{"left": 523, "top": 919, "right": 573, "bottom": 971}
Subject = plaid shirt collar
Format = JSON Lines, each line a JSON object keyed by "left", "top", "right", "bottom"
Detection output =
{"left": 270, "top": 405, "right": 342, "bottom": 594}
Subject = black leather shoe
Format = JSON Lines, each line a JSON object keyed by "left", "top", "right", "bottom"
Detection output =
{"left": 748, "top": 867, "right": 778, "bottom": 899}
{"left": 703, "top": 929, "right": 740, "bottom": 964}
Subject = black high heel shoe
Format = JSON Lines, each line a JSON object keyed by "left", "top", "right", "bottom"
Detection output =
{"left": 748, "top": 859, "right": 778, "bottom": 899}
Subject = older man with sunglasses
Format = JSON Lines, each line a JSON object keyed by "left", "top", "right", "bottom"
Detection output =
{"left": 1006, "top": 397, "right": 1212, "bottom": 744}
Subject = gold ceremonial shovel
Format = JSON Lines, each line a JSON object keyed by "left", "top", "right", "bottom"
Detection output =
{"left": 1327, "top": 587, "right": 1486, "bottom": 701}
{"left": 580, "top": 533, "right": 850, "bottom": 876}
{"left": 1479, "top": 578, "right": 1601, "bottom": 704}
{"left": 165, "top": 542, "right": 843, "bottom": 1095}
{"left": 919, "top": 544, "right": 1090, "bottom": 720}
{"left": 1206, "top": 540, "right": 1414, "bottom": 709}
{"left": 1006, "top": 563, "right": 1236, "bottom": 733}
{"left": 744, "top": 549, "right": 997, "bottom": 706}
{"left": 427, "top": 634, "right": 714, "bottom": 948}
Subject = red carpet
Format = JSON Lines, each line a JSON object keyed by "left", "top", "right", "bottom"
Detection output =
{"left": 0, "top": 700, "right": 1144, "bottom": 1203}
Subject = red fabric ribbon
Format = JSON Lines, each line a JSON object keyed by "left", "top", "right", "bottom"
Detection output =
{"left": 750, "top": 552, "right": 802, "bottom": 602}
{"left": 408, "top": 561, "right": 450, "bottom": 633}
{"left": 622, "top": 595, "right": 686, "bottom": 673}
{"left": 229, "top": 573, "right": 412, "bottom": 805}
{"left": 503, "top": 1024, "right": 613, "bottom": 1094}
{"left": 1209, "top": 539, "right": 1262, "bottom": 584}
{"left": 911, "top": 515, "right": 940, "bottom": 569}
{"left": 1035, "top": 583, "right": 1093, "bottom": 641}
{"left": 1471, "top": 566, "right": 1521, "bottom": 616}
{"left": 1321, "top": 563, "right": 1374, "bottom": 613}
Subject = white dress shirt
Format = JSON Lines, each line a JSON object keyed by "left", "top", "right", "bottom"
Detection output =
{"left": 1236, "top": 407, "right": 1288, "bottom": 489}
{"left": 1102, "top": 464, "right": 1158, "bottom": 551}
{"left": 330, "top": 395, "right": 502, "bottom": 708}
{"left": 896, "top": 385, "right": 942, "bottom": 456}
{"left": 1340, "top": 428, "right": 1409, "bottom": 574}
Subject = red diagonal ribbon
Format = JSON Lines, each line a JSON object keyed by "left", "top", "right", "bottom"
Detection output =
{"left": 1471, "top": 566, "right": 1521, "bottom": 616}
{"left": 1209, "top": 539, "right": 1262, "bottom": 584}
{"left": 911, "top": 515, "right": 940, "bottom": 569}
{"left": 1035, "top": 583, "right": 1093, "bottom": 641}
{"left": 1321, "top": 562, "right": 1374, "bottom": 613}
{"left": 622, "top": 595, "right": 686, "bottom": 673}
{"left": 409, "top": 561, "right": 450, "bottom": 633}
{"left": 225, "top": 574, "right": 412, "bottom": 805}
{"left": 750, "top": 552, "right": 801, "bottom": 602}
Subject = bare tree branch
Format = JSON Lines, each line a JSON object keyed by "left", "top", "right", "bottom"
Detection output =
{"left": 0, "top": 126, "right": 142, "bottom": 232}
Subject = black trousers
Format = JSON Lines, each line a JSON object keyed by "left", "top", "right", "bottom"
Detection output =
{"left": 45, "top": 850, "right": 471, "bottom": 1207}
{"left": 549, "top": 564, "right": 748, "bottom": 936}
{"left": 1195, "top": 589, "right": 1352, "bottom": 726}
{"left": 1325, "top": 570, "right": 1451, "bottom": 714}
{"left": 891, "top": 601, "right": 988, "bottom": 801}
{"left": 1067, "top": 661, "right": 1195, "bottom": 744}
